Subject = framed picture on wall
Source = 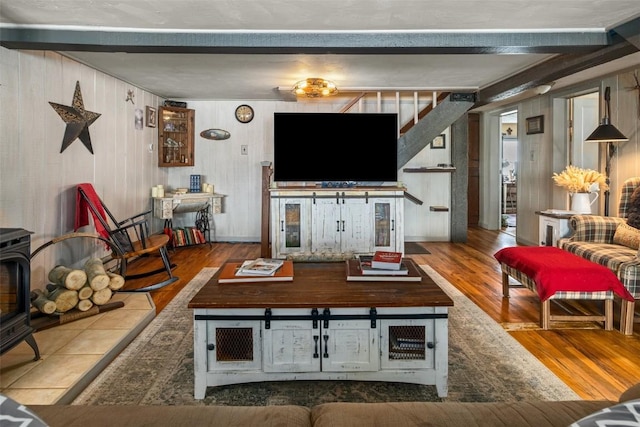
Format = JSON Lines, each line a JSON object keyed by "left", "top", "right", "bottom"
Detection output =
{"left": 432, "top": 134, "right": 446, "bottom": 149}
{"left": 146, "top": 106, "right": 157, "bottom": 128}
{"left": 525, "top": 115, "right": 544, "bottom": 134}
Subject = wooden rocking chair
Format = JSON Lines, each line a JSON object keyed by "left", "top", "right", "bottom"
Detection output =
{"left": 75, "top": 183, "right": 178, "bottom": 291}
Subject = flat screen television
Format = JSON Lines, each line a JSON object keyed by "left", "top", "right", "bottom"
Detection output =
{"left": 273, "top": 112, "right": 398, "bottom": 184}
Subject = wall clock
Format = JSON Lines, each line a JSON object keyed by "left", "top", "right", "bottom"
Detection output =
{"left": 235, "top": 104, "right": 254, "bottom": 123}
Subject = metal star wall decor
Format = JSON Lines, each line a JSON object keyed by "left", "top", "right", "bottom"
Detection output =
{"left": 49, "top": 81, "right": 101, "bottom": 154}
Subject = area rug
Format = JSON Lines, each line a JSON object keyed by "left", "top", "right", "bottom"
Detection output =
{"left": 405, "top": 242, "right": 431, "bottom": 254}
{"left": 73, "top": 266, "right": 579, "bottom": 406}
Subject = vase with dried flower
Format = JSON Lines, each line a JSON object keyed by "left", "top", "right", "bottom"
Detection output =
{"left": 552, "top": 165, "right": 608, "bottom": 213}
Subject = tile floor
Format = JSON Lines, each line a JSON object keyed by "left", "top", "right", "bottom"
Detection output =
{"left": 0, "top": 292, "right": 154, "bottom": 405}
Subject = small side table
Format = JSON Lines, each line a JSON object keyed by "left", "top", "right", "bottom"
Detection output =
{"left": 535, "top": 210, "right": 574, "bottom": 247}
{"left": 153, "top": 192, "right": 224, "bottom": 243}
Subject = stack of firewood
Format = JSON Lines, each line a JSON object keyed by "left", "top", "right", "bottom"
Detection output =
{"left": 31, "top": 258, "right": 125, "bottom": 314}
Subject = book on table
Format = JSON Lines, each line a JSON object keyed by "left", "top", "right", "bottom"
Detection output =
{"left": 359, "top": 256, "right": 408, "bottom": 275}
{"left": 371, "top": 251, "right": 403, "bottom": 270}
{"left": 346, "top": 258, "right": 422, "bottom": 282}
{"left": 237, "top": 258, "right": 284, "bottom": 276}
{"left": 218, "top": 260, "right": 294, "bottom": 283}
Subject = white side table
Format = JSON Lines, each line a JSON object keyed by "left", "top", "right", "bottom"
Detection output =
{"left": 153, "top": 192, "right": 224, "bottom": 243}
{"left": 535, "top": 210, "right": 574, "bottom": 247}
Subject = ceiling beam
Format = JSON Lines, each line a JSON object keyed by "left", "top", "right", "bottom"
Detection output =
{"left": 475, "top": 18, "right": 640, "bottom": 106}
{"left": 0, "top": 27, "right": 610, "bottom": 54}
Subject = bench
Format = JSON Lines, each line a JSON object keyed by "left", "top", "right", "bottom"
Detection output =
{"left": 494, "top": 246, "right": 634, "bottom": 331}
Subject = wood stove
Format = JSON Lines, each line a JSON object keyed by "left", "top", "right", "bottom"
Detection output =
{"left": 0, "top": 228, "right": 40, "bottom": 360}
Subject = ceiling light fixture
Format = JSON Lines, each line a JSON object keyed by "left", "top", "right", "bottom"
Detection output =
{"left": 293, "top": 78, "right": 338, "bottom": 98}
{"left": 586, "top": 86, "right": 629, "bottom": 216}
{"left": 533, "top": 82, "right": 555, "bottom": 95}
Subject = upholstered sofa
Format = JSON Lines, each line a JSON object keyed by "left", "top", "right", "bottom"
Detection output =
{"left": 558, "top": 177, "right": 640, "bottom": 335}
{"left": 13, "top": 383, "right": 640, "bottom": 427}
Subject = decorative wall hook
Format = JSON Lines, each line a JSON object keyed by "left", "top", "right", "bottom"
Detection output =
{"left": 126, "top": 89, "right": 135, "bottom": 104}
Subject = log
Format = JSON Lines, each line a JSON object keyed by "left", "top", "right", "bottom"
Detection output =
{"left": 30, "top": 288, "right": 48, "bottom": 300}
{"left": 84, "top": 258, "right": 110, "bottom": 291}
{"left": 30, "top": 289, "right": 56, "bottom": 315}
{"left": 31, "top": 301, "right": 125, "bottom": 332}
{"left": 76, "top": 299, "right": 94, "bottom": 312}
{"left": 47, "top": 287, "right": 79, "bottom": 313}
{"left": 107, "top": 272, "right": 125, "bottom": 291}
{"left": 77, "top": 284, "right": 94, "bottom": 301}
{"left": 91, "top": 287, "right": 113, "bottom": 306}
{"left": 48, "top": 265, "right": 87, "bottom": 290}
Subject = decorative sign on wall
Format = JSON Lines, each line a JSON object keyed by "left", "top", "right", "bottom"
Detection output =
{"left": 525, "top": 115, "right": 544, "bottom": 135}
{"left": 135, "top": 108, "right": 143, "bottom": 130}
{"left": 49, "top": 81, "right": 101, "bottom": 154}
{"left": 146, "top": 106, "right": 157, "bottom": 128}
{"left": 431, "top": 134, "right": 446, "bottom": 149}
{"left": 200, "top": 129, "right": 231, "bottom": 140}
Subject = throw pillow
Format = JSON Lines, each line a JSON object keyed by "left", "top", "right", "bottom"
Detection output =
{"left": 613, "top": 222, "right": 640, "bottom": 250}
{"left": 626, "top": 186, "right": 640, "bottom": 229}
{"left": 570, "top": 399, "right": 640, "bottom": 426}
{"left": 0, "top": 394, "right": 48, "bottom": 427}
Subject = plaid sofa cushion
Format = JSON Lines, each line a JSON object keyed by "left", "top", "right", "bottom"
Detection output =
{"left": 560, "top": 241, "right": 636, "bottom": 272}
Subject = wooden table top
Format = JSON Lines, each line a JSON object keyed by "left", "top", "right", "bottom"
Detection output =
{"left": 188, "top": 259, "right": 454, "bottom": 309}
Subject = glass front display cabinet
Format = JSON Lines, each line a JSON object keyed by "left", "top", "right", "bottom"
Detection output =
{"left": 158, "top": 106, "right": 195, "bottom": 167}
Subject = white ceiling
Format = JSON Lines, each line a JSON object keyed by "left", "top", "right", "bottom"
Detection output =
{"left": 1, "top": 1, "right": 639, "bottom": 104}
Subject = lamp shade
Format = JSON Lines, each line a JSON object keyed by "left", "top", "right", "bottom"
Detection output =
{"left": 586, "top": 86, "right": 629, "bottom": 143}
{"left": 585, "top": 120, "right": 629, "bottom": 143}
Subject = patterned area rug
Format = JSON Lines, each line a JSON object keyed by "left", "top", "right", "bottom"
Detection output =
{"left": 73, "top": 266, "right": 579, "bottom": 406}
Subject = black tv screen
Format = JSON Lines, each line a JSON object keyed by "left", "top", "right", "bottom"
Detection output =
{"left": 273, "top": 113, "right": 398, "bottom": 183}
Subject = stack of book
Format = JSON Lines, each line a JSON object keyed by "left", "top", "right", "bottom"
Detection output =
{"left": 218, "top": 259, "right": 294, "bottom": 283}
{"left": 346, "top": 251, "right": 422, "bottom": 282}
{"left": 171, "top": 226, "right": 206, "bottom": 247}
{"left": 189, "top": 174, "right": 201, "bottom": 193}
{"left": 236, "top": 258, "right": 284, "bottom": 276}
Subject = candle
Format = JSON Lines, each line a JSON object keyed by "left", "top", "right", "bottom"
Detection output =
{"left": 151, "top": 186, "right": 158, "bottom": 198}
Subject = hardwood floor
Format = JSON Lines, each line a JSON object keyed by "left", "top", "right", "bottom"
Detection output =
{"left": 123, "top": 227, "right": 640, "bottom": 402}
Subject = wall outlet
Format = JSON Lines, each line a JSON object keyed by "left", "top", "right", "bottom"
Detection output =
{"left": 241, "top": 145, "right": 248, "bottom": 155}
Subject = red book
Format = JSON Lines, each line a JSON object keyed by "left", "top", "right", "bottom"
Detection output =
{"left": 371, "top": 251, "right": 403, "bottom": 270}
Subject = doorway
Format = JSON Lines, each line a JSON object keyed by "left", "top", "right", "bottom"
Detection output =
{"left": 500, "top": 110, "right": 518, "bottom": 234}
{"left": 568, "top": 92, "right": 599, "bottom": 171}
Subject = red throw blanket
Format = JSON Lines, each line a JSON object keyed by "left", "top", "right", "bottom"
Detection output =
{"left": 494, "top": 246, "right": 634, "bottom": 301}
{"left": 74, "top": 183, "right": 110, "bottom": 240}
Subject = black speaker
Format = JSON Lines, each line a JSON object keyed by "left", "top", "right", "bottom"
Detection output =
{"left": 164, "top": 100, "right": 188, "bottom": 108}
{"left": 450, "top": 93, "right": 476, "bottom": 102}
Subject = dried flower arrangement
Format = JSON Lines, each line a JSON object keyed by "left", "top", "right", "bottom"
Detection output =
{"left": 552, "top": 165, "right": 608, "bottom": 193}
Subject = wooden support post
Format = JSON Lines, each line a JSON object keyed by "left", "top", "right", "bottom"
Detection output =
{"left": 260, "top": 161, "right": 272, "bottom": 258}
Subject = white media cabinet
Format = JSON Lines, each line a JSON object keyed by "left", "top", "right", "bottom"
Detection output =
{"left": 269, "top": 187, "right": 405, "bottom": 260}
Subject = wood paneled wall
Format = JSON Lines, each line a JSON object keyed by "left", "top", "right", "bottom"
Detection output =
{"left": 480, "top": 66, "right": 640, "bottom": 247}
{"left": 0, "top": 51, "right": 452, "bottom": 292}
{"left": 0, "top": 49, "right": 163, "bottom": 288}
{"left": 8, "top": 48, "right": 632, "bottom": 290}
